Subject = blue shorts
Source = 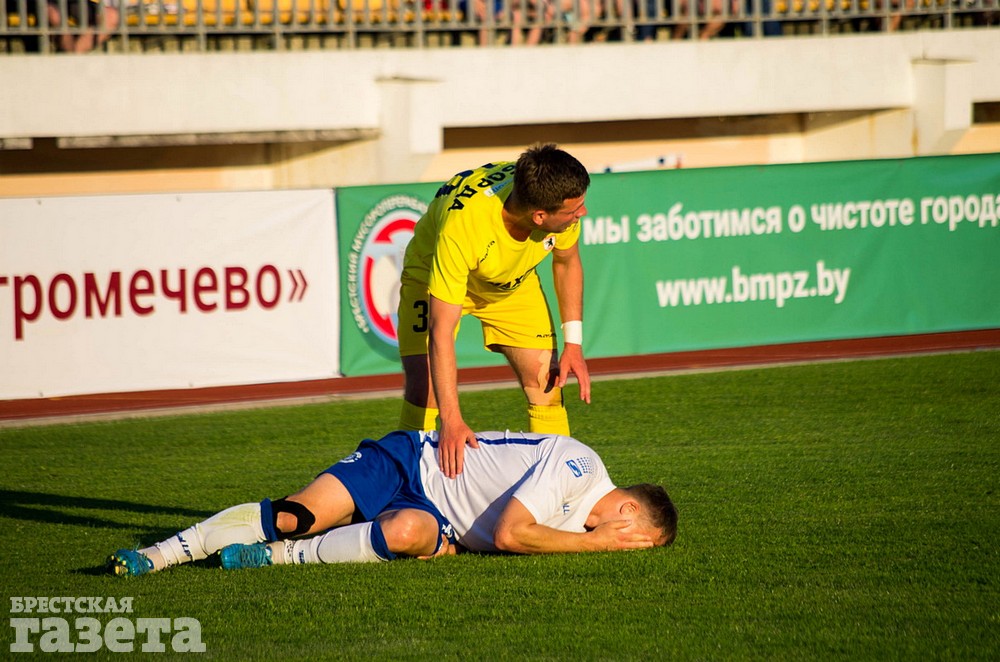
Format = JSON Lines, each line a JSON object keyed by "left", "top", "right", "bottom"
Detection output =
{"left": 323, "top": 431, "right": 456, "bottom": 548}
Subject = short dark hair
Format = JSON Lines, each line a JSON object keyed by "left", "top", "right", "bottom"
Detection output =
{"left": 626, "top": 483, "right": 678, "bottom": 546}
{"left": 512, "top": 143, "right": 590, "bottom": 213}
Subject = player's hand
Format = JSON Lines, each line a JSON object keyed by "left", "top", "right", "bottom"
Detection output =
{"left": 417, "top": 535, "right": 457, "bottom": 560}
{"left": 557, "top": 342, "right": 591, "bottom": 404}
{"left": 589, "top": 520, "right": 654, "bottom": 551}
{"left": 438, "top": 418, "right": 479, "bottom": 479}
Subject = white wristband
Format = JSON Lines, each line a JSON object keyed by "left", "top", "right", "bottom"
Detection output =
{"left": 561, "top": 320, "right": 583, "bottom": 345}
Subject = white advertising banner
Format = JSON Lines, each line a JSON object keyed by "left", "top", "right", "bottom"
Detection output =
{"left": 0, "top": 190, "right": 340, "bottom": 400}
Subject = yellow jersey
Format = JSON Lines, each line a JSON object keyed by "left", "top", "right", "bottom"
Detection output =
{"left": 402, "top": 161, "right": 581, "bottom": 306}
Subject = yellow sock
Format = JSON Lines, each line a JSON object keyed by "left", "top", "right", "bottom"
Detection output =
{"left": 400, "top": 400, "right": 439, "bottom": 431}
{"left": 527, "top": 403, "right": 570, "bottom": 436}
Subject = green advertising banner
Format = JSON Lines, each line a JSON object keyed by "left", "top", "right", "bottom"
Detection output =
{"left": 582, "top": 152, "right": 1000, "bottom": 358}
{"left": 337, "top": 183, "right": 508, "bottom": 377}
{"left": 337, "top": 153, "right": 1000, "bottom": 377}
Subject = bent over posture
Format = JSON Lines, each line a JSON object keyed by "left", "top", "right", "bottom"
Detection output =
{"left": 108, "top": 431, "right": 677, "bottom": 576}
{"left": 398, "top": 143, "right": 593, "bottom": 478}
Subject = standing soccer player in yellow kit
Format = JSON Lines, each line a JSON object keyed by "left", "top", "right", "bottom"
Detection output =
{"left": 397, "top": 143, "right": 592, "bottom": 478}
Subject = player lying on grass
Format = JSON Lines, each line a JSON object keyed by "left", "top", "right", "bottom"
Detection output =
{"left": 108, "top": 430, "right": 677, "bottom": 576}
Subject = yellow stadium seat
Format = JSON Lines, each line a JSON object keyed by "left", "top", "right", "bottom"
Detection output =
{"left": 6, "top": 14, "right": 34, "bottom": 27}
{"left": 338, "top": 0, "right": 386, "bottom": 9}
{"left": 247, "top": 0, "right": 333, "bottom": 24}
{"left": 251, "top": 0, "right": 328, "bottom": 12}
{"left": 181, "top": 0, "right": 245, "bottom": 12}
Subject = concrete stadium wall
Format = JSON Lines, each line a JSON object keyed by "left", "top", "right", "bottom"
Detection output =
{"left": 1, "top": 30, "right": 999, "bottom": 193}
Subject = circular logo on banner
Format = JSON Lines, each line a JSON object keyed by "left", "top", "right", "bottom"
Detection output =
{"left": 347, "top": 195, "right": 427, "bottom": 347}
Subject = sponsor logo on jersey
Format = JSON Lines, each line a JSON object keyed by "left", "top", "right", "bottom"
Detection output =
{"left": 483, "top": 179, "right": 512, "bottom": 197}
{"left": 480, "top": 239, "right": 496, "bottom": 262}
{"left": 347, "top": 195, "right": 427, "bottom": 347}
{"left": 488, "top": 269, "right": 532, "bottom": 292}
{"left": 543, "top": 235, "right": 557, "bottom": 251}
{"left": 566, "top": 457, "right": 594, "bottom": 477}
{"left": 339, "top": 451, "right": 363, "bottom": 464}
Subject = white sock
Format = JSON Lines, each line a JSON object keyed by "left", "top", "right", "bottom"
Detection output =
{"left": 279, "top": 522, "right": 386, "bottom": 565}
{"left": 142, "top": 503, "right": 266, "bottom": 571}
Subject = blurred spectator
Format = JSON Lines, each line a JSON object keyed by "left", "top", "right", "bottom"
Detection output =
{"left": 600, "top": 0, "right": 666, "bottom": 42}
{"left": 633, "top": 0, "right": 662, "bottom": 40}
{"left": 46, "top": 0, "right": 120, "bottom": 52}
{"left": 739, "top": 0, "right": 780, "bottom": 35}
{"left": 473, "top": 0, "right": 591, "bottom": 46}
{"left": 469, "top": 0, "right": 500, "bottom": 45}
{"left": 508, "top": 0, "right": 544, "bottom": 44}
{"left": 882, "top": 0, "right": 915, "bottom": 31}
{"left": 671, "top": 0, "right": 740, "bottom": 38}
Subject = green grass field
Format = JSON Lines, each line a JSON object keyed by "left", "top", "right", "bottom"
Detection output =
{"left": 2, "top": 351, "right": 999, "bottom": 660}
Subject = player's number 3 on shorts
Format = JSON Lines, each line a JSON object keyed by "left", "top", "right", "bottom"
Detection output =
{"left": 413, "top": 300, "right": 429, "bottom": 333}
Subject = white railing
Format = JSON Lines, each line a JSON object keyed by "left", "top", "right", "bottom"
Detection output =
{"left": 1, "top": 0, "right": 996, "bottom": 52}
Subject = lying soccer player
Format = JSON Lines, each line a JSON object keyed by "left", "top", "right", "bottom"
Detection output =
{"left": 108, "top": 430, "right": 677, "bottom": 576}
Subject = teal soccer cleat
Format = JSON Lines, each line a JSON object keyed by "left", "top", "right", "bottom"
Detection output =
{"left": 220, "top": 543, "right": 273, "bottom": 570}
{"left": 107, "top": 549, "right": 153, "bottom": 577}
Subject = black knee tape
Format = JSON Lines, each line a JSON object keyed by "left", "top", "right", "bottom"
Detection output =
{"left": 270, "top": 498, "right": 316, "bottom": 539}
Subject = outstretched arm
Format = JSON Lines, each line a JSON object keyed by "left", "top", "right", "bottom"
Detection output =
{"left": 492, "top": 498, "right": 653, "bottom": 554}
{"left": 551, "top": 243, "right": 591, "bottom": 404}
{"left": 428, "top": 295, "right": 479, "bottom": 478}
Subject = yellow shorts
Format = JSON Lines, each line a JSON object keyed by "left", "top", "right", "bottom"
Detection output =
{"left": 397, "top": 271, "right": 557, "bottom": 357}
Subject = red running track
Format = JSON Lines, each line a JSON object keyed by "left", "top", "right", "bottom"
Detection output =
{"left": 2, "top": 329, "right": 997, "bottom": 425}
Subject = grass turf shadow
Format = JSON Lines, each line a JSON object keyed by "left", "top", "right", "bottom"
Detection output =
{"left": 0, "top": 488, "right": 212, "bottom": 533}
{"left": 0, "top": 489, "right": 218, "bottom": 578}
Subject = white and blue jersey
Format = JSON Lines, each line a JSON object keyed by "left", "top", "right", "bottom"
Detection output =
{"left": 419, "top": 430, "right": 616, "bottom": 552}
{"left": 324, "top": 429, "right": 616, "bottom": 553}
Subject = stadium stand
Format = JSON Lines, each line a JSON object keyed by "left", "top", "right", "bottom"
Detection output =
{"left": 1, "top": 0, "right": 995, "bottom": 52}
{"left": 1, "top": 0, "right": 468, "bottom": 51}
